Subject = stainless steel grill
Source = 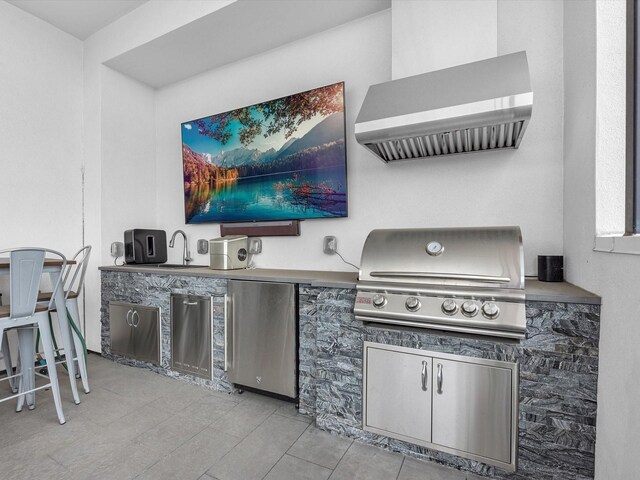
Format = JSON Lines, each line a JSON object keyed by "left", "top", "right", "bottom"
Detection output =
{"left": 355, "top": 227, "right": 526, "bottom": 339}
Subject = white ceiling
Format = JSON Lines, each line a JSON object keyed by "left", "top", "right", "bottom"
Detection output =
{"left": 7, "top": 0, "right": 149, "bottom": 40}
{"left": 105, "top": 0, "right": 391, "bottom": 88}
{"left": 6, "top": 0, "right": 390, "bottom": 88}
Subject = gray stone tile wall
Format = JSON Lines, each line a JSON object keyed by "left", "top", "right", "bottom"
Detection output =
{"left": 298, "top": 286, "right": 321, "bottom": 417}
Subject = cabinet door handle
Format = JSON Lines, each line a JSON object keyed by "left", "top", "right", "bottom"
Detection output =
{"left": 126, "top": 309, "right": 133, "bottom": 326}
{"left": 131, "top": 310, "right": 140, "bottom": 328}
{"left": 224, "top": 294, "right": 232, "bottom": 372}
{"left": 437, "top": 363, "right": 443, "bottom": 394}
{"left": 421, "top": 361, "right": 428, "bottom": 391}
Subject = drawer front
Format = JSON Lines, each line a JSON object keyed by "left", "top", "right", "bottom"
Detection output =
{"left": 364, "top": 344, "right": 432, "bottom": 443}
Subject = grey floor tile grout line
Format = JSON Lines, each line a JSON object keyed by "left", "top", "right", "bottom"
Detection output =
{"left": 396, "top": 455, "right": 406, "bottom": 480}
{"left": 259, "top": 416, "right": 315, "bottom": 480}
{"left": 285, "top": 423, "right": 355, "bottom": 472}
{"left": 273, "top": 409, "right": 314, "bottom": 425}
{"left": 327, "top": 435, "right": 356, "bottom": 479}
{"left": 205, "top": 400, "right": 282, "bottom": 474}
{"left": 47, "top": 452, "right": 69, "bottom": 473}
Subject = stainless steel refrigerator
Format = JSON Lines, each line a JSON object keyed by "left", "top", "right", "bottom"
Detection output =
{"left": 227, "top": 280, "right": 297, "bottom": 399}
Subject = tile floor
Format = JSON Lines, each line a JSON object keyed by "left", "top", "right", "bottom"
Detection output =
{"left": 0, "top": 354, "right": 481, "bottom": 480}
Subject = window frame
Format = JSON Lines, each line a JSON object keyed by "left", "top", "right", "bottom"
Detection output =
{"left": 627, "top": 0, "right": 639, "bottom": 234}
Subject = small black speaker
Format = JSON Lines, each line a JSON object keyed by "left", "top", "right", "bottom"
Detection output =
{"left": 538, "top": 255, "right": 564, "bottom": 282}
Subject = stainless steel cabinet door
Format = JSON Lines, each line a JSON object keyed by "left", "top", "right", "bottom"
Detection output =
{"left": 109, "top": 303, "right": 135, "bottom": 357}
{"left": 171, "top": 294, "right": 212, "bottom": 380}
{"left": 364, "top": 344, "right": 432, "bottom": 443}
{"left": 132, "top": 305, "right": 160, "bottom": 365}
{"left": 432, "top": 358, "right": 512, "bottom": 464}
{"left": 228, "top": 280, "right": 296, "bottom": 398}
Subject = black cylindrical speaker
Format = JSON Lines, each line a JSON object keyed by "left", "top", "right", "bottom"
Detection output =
{"left": 538, "top": 255, "right": 564, "bottom": 282}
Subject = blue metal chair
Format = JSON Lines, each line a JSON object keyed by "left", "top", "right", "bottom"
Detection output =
{"left": 37, "top": 245, "right": 92, "bottom": 394}
{"left": 0, "top": 248, "right": 66, "bottom": 424}
{"left": 0, "top": 331, "right": 16, "bottom": 393}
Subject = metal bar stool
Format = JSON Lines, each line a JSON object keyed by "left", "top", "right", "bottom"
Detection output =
{"left": 37, "top": 245, "right": 92, "bottom": 394}
{"left": 0, "top": 248, "right": 66, "bottom": 424}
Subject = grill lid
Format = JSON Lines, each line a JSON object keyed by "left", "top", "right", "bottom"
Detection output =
{"left": 359, "top": 226, "right": 524, "bottom": 290}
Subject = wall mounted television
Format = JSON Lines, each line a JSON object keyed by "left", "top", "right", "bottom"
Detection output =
{"left": 181, "top": 82, "right": 348, "bottom": 224}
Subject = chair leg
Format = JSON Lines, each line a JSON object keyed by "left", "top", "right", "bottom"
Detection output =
{"left": 67, "top": 299, "right": 90, "bottom": 394}
{"left": 16, "top": 328, "right": 36, "bottom": 411}
{"left": 1, "top": 331, "right": 17, "bottom": 393}
{"left": 38, "top": 318, "right": 65, "bottom": 425}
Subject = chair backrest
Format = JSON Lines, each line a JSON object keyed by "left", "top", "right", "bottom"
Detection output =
{"left": 63, "top": 245, "right": 92, "bottom": 300}
{"left": 0, "top": 248, "right": 67, "bottom": 318}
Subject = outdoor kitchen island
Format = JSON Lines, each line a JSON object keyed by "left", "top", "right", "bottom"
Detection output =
{"left": 100, "top": 266, "right": 600, "bottom": 480}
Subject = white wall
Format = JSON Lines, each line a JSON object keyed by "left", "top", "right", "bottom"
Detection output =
{"left": 392, "top": 0, "right": 497, "bottom": 78}
{"left": 154, "top": 11, "right": 391, "bottom": 269}
{"left": 100, "top": 67, "right": 157, "bottom": 262}
{"left": 152, "top": 1, "right": 563, "bottom": 274}
{"left": 82, "top": 0, "right": 233, "bottom": 350}
{"left": 0, "top": 1, "right": 83, "bottom": 252}
{"left": 564, "top": 1, "right": 640, "bottom": 478}
{"left": 0, "top": 2, "right": 83, "bottom": 296}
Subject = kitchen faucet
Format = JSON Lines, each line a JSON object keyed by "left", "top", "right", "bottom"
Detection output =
{"left": 169, "top": 230, "right": 193, "bottom": 265}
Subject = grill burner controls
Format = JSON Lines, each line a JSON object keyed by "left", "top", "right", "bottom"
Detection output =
{"left": 461, "top": 301, "right": 479, "bottom": 317}
{"left": 405, "top": 296, "right": 421, "bottom": 312}
{"left": 482, "top": 302, "right": 500, "bottom": 319}
{"left": 441, "top": 299, "right": 458, "bottom": 315}
{"left": 355, "top": 227, "right": 526, "bottom": 339}
{"left": 372, "top": 294, "right": 387, "bottom": 308}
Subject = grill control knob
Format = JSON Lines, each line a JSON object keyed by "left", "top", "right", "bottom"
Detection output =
{"left": 482, "top": 302, "right": 500, "bottom": 319}
{"left": 372, "top": 294, "right": 387, "bottom": 308}
{"left": 461, "top": 301, "right": 479, "bottom": 317}
{"left": 405, "top": 296, "right": 421, "bottom": 312}
{"left": 441, "top": 299, "right": 458, "bottom": 315}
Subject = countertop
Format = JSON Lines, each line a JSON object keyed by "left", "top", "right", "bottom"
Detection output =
{"left": 99, "top": 265, "right": 601, "bottom": 304}
{"left": 99, "top": 264, "right": 358, "bottom": 289}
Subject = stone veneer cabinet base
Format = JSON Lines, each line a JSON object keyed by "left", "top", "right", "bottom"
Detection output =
{"left": 101, "top": 271, "right": 233, "bottom": 393}
{"left": 102, "top": 270, "right": 599, "bottom": 480}
{"left": 299, "top": 287, "right": 599, "bottom": 480}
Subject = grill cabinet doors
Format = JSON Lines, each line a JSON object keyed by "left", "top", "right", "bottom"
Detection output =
{"left": 363, "top": 342, "right": 517, "bottom": 471}
{"left": 365, "top": 346, "right": 432, "bottom": 443}
{"left": 432, "top": 358, "right": 513, "bottom": 464}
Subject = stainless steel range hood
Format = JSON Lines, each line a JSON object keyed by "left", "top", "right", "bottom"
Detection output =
{"left": 355, "top": 51, "right": 533, "bottom": 162}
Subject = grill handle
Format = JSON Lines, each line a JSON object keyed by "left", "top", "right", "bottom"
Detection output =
{"left": 369, "top": 271, "right": 511, "bottom": 284}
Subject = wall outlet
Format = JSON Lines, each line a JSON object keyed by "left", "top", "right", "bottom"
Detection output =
{"left": 323, "top": 236, "right": 337, "bottom": 255}
{"left": 110, "top": 241, "right": 124, "bottom": 258}
{"left": 249, "top": 238, "right": 262, "bottom": 254}
{"left": 197, "top": 239, "right": 209, "bottom": 254}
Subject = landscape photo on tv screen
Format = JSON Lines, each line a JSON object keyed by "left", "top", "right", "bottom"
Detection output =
{"left": 181, "top": 82, "right": 348, "bottom": 224}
